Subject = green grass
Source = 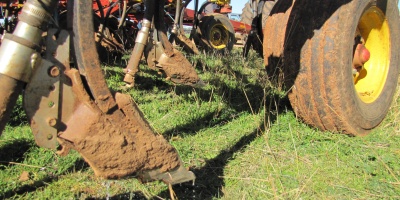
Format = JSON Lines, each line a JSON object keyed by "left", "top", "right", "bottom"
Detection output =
{"left": 1, "top": 48, "right": 399, "bottom": 199}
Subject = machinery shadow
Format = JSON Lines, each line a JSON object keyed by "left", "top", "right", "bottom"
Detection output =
{"left": 0, "top": 158, "right": 89, "bottom": 199}
{"left": 0, "top": 139, "right": 33, "bottom": 165}
{"left": 155, "top": 119, "right": 275, "bottom": 199}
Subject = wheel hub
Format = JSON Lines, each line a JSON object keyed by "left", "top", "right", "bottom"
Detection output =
{"left": 353, "top": 6, "right": 390, "bottom": 104}
{"left": 209, "top": 23, "right": 229, "bottom": 49}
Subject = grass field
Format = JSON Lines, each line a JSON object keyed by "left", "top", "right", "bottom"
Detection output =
{"left": 1, "top": 48, "right": 399, "bottom": 199}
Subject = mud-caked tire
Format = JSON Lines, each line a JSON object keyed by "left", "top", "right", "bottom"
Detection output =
{"left": 264, "top": 0, "right": 400, "bottom": 135}
{"left": 195, "top": 13, "right": 235, "bottom": 54}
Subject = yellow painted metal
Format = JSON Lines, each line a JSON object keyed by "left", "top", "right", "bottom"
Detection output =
{"left": 209, "top": 23, "right": 229, "bottom": 49}
{"left": 354, "top": 6, "right": 390, "bottom": 104}
{"left": 209, "top": 0, "right": 231, "bottom": 6}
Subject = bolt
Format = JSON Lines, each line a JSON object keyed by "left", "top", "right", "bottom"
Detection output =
{"left": 47, "top": 118, "right": 57, "bottom": 127}
{"left": 48, "top": 101, "right": 55, "bottom": 107}
{"left": 49, "top": 66, "right": 60, "bottom": 77}
{"left": 47, "top": 134, "right": 53, "bottom": 140}
{"left": 30, "top": 53, "right": 38, "bottom": 68}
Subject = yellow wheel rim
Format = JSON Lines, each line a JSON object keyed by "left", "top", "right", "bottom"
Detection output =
{"left": 354, "top": 6, "right": 390, "bottom": 103}
{"left": 209, "top": 23, "right": 229, "bottom": 49}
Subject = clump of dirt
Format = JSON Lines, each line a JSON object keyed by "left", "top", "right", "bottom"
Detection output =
{"left": 158, "top": 49, "right": 201, "bottom": 86}
{"left": 19, "top": 171, "right": 31, "bottom": 181}
{"left": 59, "top": 93, "right": 180, "bottom": 179}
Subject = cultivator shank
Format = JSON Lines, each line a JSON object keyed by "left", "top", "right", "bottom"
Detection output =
{"left": 0, "top": 0, "right": 196, "bottom": 185}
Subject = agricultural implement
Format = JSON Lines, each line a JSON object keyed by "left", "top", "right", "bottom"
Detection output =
{"left": 0, "top": 0, "right": 199, "bottom": 184}
{"left": 0, "top": 0, "right": 398, "bottom": 190}
{"left": 182, "top": 0, "right": 234, "bottom": 53}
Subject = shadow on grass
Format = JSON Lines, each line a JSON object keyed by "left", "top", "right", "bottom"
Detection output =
{"left": 0, "top": 139, "right": 33, "bottom": 164}
{"left": 156, "top": 125, "right": 268, "bottom": 199}
{"left": 0, "top": 158, "right": 90, "bottom": 199}
{"left": 155, "top": 96, "right": 287, "bottom": 199}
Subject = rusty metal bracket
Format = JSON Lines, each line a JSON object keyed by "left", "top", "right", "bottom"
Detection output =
{"left": 23, "top": 29, "right": 70, "bottom": 149}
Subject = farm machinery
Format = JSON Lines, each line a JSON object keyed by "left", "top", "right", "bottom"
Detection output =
{"left": 0, "top": 0, "right": 250, "bottom": 54}
{"left": 0, "top": 0, "right": 200, "bottom": 184}
{"left": 0, "top": 0, "right": 398, "bottom": 189}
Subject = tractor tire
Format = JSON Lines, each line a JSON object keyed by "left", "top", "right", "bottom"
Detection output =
{"left": 240, "top": 1, "right": 255, "bottom": 26}
{"left": 260, "top": 1, "right": 275, "bottom": 30}
{"left": 264, "top": 0, "right": 400, "bottom": 135}
{"left": 196, "top": 13, "right": 235, "bottom": 53}
{"left": 242, "top": 0, "right": 276, "bottom": 57}
{"left": 240, "top": 0, "right": 275, "bottom": 30}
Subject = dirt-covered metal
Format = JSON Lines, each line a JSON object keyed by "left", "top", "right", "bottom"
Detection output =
{"left": 0, "top": 0, "right": 196, "bottom": 185}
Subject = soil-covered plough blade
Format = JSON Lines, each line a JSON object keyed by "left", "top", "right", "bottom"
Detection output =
{"left": 20, "top": 0, "right": 196, "bottom": 185}
{"left": 58, "top": 69, "right": 195, "bottom": 184}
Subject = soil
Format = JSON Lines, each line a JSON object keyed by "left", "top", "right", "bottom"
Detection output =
{"left": 19, "top": 171, "right": 30, "bottom": 182}
{"left": 58, "top": 92, "right": 181, "bottom": 180}
{"left": 158, "top": 49, "right": 201, "bottom": 86}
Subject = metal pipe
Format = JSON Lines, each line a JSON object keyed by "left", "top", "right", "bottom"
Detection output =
{"left": 194, "top": 1, "right": 213, "bottom": 28}
{"left": 0, "top": 0, "right": 57, "bottom": 135}
{"left": 170, "top": 0, "right": 181, "bottom": 40}
{"left": 193, "top": 0, "right": 199, "bottom": 28}
{"left": 118, "top": 3, "right": 140, "bottom": 29}
{"left": 123, "top": 0, "right": 156, "bottom": 87}
{"left": 0, "top": 0, "right": 58, "bottom": 82}
{"left": 118, "top": 0, "right": 128, "bottom": 29}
